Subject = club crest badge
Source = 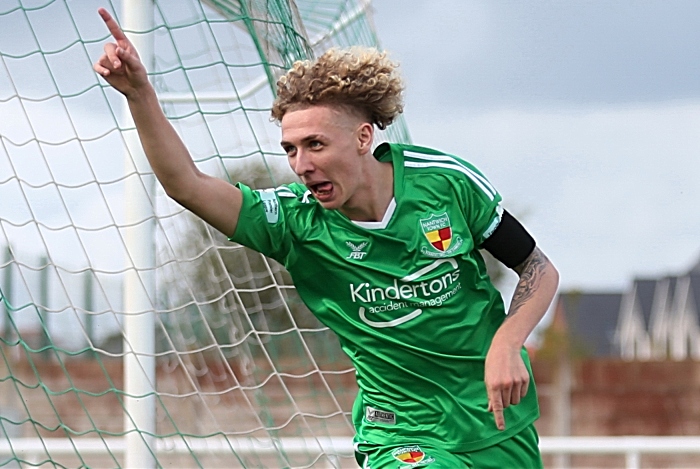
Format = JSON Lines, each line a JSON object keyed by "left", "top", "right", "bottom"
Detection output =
{"left": 419, "top": 212, "right": 462, "bottom": 258}
{"left": 391, "top": 446, "right": 435, "bottom": 466}
{"left": 420, "top": 212, "right": 452, "bottom": 251}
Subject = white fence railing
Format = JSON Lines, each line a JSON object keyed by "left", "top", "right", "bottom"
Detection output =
{"left": 539, "top": 436, "right": 700, "bottom": 468}
{"left": 2, "top": 436, "right": 700, "bottom": 469}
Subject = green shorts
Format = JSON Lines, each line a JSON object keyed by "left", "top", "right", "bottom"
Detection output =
{"left": 354, "top": 424, "right": 542, "bottom": 469}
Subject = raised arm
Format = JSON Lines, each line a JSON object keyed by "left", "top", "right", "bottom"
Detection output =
{"left": 484, "top": 246, "right": 559, "bottom": 430}
{"left": 93, "top": 8, "right": 243, "bottom": 236}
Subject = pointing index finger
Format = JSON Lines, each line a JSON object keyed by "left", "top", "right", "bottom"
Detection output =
{"left": 98, "top": 7, "right": 128, "bottom": 44}
{"left": 488, "top": 391, "right": 506, "bottom": 431}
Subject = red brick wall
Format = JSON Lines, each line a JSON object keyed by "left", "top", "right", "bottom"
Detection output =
{"left": 5, "top": 355, "right": 700, "bottom": 438}
{"left": 3, "top": 353, "right": 700, "bottom": 468}
{"left": 533, "top": 358, "right": 700, "bottom": 436}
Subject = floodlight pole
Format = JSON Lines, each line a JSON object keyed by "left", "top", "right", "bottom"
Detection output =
{"left": 122, "top": 1, "right": 157, "bottom": 468}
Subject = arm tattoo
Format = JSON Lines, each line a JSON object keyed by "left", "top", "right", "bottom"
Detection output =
{"left": 507, "top": 248, "right": 548, "bottom": 318}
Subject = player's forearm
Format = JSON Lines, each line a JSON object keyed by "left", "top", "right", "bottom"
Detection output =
{"left": 493, "top": 247, "right": 559, "bottom": 349}
{"left": 125, "top": 84, "right": 202, "bottom": 202}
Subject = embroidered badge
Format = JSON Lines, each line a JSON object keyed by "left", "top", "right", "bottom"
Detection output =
{"left": 419, "top": 212, "right": 462, "bottom": 258}
{"left": 420, "top": 212, "right": 452, "bottom": 251}
{"left": 391, "top": 446, "right": 435, "bottom": 466}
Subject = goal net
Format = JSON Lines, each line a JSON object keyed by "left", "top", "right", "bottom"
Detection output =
{"left": 0, "top": 1, "right": 410, "bottom": 467}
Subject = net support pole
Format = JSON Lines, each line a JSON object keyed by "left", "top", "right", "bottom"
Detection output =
{"left": 121, "top": 1, "right": 156, "bottom": 468}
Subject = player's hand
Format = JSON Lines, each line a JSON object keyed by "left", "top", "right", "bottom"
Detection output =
{"left": 93, "top": 8, "right": 150, "bottom": 97}
{"left": 484, "top": 341, "right": 530, "bottom": 431}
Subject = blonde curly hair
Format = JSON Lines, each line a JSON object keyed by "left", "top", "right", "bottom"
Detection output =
{"left": 271, "top": 47, "right": 404, "bottom": 130}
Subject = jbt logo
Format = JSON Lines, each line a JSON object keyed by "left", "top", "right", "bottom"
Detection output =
{"left": 345, "top": 241, "right": 369, "bottom": 260}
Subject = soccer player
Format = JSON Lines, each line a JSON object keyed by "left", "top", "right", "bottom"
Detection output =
{"left": 94, "top": 7, "right": 559, "bottom": 468}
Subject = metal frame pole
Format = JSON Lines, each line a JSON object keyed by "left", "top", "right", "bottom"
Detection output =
{"left": 2, "top": 246, "right": 13, "bottom": 342}
{"left": 121, "top": 1, "right": 156, "bottom": 468}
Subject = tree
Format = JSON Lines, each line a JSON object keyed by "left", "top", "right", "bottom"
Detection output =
{"left": 157, "top": 159, "right": 334, "bottom": 368}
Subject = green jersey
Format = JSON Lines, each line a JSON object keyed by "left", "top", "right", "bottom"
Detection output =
{"left": 230, "top": 143, "right": 539, "bottom": 452}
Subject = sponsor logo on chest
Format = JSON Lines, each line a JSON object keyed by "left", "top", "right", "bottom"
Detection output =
{"left": 349, "top": 258, "right": 462, "bottom": 329}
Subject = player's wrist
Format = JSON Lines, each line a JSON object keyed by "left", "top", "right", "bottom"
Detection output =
{"left": 124, "top": 80, "right": 155, "bottom": 102}
{"left": 489, "top": 330, "right": 527, "bottom": 352}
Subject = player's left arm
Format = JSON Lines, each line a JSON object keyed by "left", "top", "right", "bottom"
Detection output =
{"left": 480, "top": 211, "right": 560, "bottom": 431}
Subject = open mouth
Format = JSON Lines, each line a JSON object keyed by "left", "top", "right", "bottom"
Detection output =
{"left": 309, "top": 181, "right": 334, "bottom": 201}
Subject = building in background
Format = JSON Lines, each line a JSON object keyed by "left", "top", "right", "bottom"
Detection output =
{"left": 546, "top": 255, "right": 700, "bottom": 361}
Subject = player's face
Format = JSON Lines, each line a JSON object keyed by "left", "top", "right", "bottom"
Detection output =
{"left": 281, "top": 105, "right": 371, "bottom": 211}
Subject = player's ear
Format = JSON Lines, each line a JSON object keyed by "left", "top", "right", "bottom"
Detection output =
{"left": 357, "top": 122, "right": 373, "bottom": 155}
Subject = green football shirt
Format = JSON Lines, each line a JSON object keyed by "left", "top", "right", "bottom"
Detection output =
{"left": 229, "top": 142, "right": 539, "bottom": 452}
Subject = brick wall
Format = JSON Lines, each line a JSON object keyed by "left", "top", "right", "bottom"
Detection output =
{"left": 533, "top": 358, "right": 700, "bottom": 437}
{"left": 3, "top": 353, "right": 700, "bottom": 467}
{"left": 4, "top": 355, "right": 700, "bottom": 438}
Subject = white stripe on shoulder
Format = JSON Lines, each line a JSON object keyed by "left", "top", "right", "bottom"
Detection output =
{"left": 404, "top": 161, "right": 495, "bottom": 201}
{"left": 403, "top": 150, "right": 497, "bottom": 198}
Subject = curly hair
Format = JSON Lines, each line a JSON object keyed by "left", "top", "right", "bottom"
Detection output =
{"left": 271, "top": 47, "right": 404, "bottom": 130}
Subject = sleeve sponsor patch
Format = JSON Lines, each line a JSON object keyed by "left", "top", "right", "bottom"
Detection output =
{"left": 257, "top": 189, "right": 279, "bottom": 224}
{"left": 482, "top": 203, "right": 504, "bottom": 240}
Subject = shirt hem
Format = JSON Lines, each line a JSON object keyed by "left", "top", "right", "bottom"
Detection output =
{"left": 355, "top": 408, "right": 540, "bottom": 453}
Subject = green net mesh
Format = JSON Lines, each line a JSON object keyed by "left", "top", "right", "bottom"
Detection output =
{"left": 0, "top": 0, "right": 411, "bottom": 467}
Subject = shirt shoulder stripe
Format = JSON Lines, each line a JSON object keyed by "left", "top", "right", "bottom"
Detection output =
{"left": 404, "top": 150, "right": 497, "bottom": 196}
{"left": 403, "top": 150, "right": 497, "bottom": 199}
{"left": 403, "top": 150, "right": 495, "bottom": 192}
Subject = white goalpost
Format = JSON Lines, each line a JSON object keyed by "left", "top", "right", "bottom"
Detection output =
{"left": 121, "top": 1, "right": 157, "bottom": 466}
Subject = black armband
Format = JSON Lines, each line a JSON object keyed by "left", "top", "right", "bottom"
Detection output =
{"left": 480, "top": 210, "right": 536, "bottom": 269}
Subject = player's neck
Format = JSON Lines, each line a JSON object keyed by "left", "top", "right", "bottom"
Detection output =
{"left": 339, "top": 159, "right": 394, "bottom": 222}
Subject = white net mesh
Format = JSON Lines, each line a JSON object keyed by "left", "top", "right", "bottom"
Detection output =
{"left": 0, "top": 0, "right": 410, "bottom": 467}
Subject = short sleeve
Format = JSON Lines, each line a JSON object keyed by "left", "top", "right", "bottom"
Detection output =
{"left": 397, "top": 144, "right": 504, "bottom": 248}
{"left": 228, "top": 183, "right": 295, "bottom": 265}
{"left": 452, "top": 156, "right": 503, "bottom": 246}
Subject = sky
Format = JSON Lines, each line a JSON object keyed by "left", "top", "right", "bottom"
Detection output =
{"left": 2, "top": 0, "right": 700, "bottom": 333}
{"left": 371, "top": 1, "right": 700, "bottom": 291}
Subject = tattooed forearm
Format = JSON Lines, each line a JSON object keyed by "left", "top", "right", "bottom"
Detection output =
{"left": 507, "top": 248, "right": 549, "bottom": 318}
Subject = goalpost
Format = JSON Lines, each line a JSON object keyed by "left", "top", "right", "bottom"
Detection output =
{"left": 0, "top": 1, "right": 410, "bottom": 467}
